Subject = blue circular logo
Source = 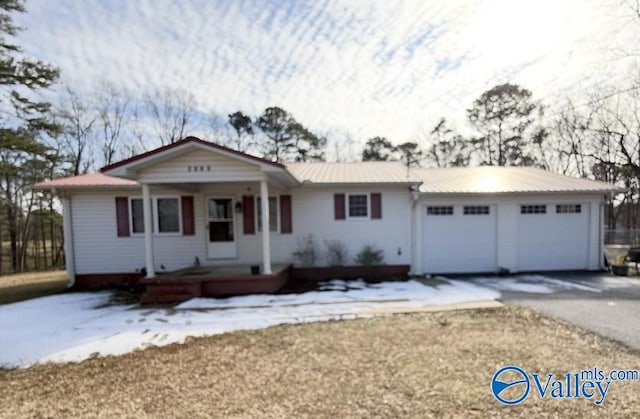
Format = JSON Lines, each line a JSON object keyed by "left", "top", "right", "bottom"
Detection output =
{"left": 491, "top": 366, "right": 530, "bottom": 405}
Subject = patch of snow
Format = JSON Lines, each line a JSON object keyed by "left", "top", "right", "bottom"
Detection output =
{"left": 469, "top": 275, "right": 602, "bottom": 294}
{"left": 178, "top": 279, "right": 498, "bottom": 309}
{"left": 0, "top": 279, "right": 499, "bottom": 368}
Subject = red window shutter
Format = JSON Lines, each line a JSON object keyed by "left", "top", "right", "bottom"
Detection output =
{"left": 181, "top": 196, "right": 195, "bottom": 235}
{"left": 243, "top": 195, "right": 255, "bottom": 234}
{"left": 280, "top": 195, "right": 292, "bottom": 234}
{"left": 371, "top": 193, "right": 382, "bottom": 219}
{"left": 115, "top": 197, "right": 130, "bottom": 237}
{"left": 334, "top": 194, "right": 346, "bottom": 220}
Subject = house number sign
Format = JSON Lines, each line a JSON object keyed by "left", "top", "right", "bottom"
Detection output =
{"left": 187, "top": 165, "right": 211, "bottom": 172}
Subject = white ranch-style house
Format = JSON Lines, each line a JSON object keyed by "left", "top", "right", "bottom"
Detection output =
{"left": 36, "top": 137, "right": 619, "bottom": 292}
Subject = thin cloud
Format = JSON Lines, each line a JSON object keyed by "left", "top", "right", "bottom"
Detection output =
{"left": 13, "top": 0, "right": 636, "bottom": 146}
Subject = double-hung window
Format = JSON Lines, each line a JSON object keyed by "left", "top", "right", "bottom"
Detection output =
{"left": 155, "top": 197, "right": 181, "bottom": 233}
{"left": 347, "top": 194, "right": 369, "bottom": 218}
{"left": 257, "top": 196, "right": 279, "bottom": 232}
{"left": 130, "top": 198, "right": 145, "bottom": 234}
{"left": 128, "top": 196, "right": 181, "bottom": 234}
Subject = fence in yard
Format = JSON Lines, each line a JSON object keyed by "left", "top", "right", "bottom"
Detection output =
{"left": 605, "top": 229, "right": 640, "bottom": 246}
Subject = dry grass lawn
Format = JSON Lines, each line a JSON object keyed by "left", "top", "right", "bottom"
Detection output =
{"left": 0, "top": 270, "right": 68, "bottom": 304}
{"left": 0, "top": 307, "right": 638, "bottom": 417}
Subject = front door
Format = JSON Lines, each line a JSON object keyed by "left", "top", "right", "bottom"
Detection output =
{"left": 206, "top": 197, "right": 237, "bottom": 259}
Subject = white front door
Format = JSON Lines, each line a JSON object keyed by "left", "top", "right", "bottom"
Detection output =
{"left": 206, "top": 197, "right": 237, "bottom": 259}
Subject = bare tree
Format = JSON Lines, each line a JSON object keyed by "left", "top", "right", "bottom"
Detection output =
{"left": 97, "top": 82, "right": 130, "bottom": 165}
{"left": 144, "top": 87, "right": 197, "bottom": 145}
{"left": 56, "top": 87, "right": 97, "bottom": 175}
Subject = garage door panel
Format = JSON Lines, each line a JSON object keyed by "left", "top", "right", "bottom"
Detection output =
{"left": 516, "top": 204, "right": 589, "bottom": 271}
{"left": 423, "top": 205, "right": 497, "bottom": 274}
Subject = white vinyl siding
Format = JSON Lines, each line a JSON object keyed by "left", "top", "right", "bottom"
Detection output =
{"left": 138, "top": 149, "right": 263, "bottom": 183}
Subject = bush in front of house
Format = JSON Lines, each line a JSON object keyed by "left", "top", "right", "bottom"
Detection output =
{"left": 354, "top": 245, "right": 384, "bottom": 266}
{"left": 292, "top": 234, "right": 319, "bottom": 267}
{"left": 324, "top": 240, "right": 349, "bottom": 266}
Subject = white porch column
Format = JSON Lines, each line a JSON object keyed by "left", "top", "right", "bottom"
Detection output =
{"left": 61, "top": 196, "right": 75, "bottom": 287}
{"left": 142, "top": 183, "right": 156, "bottom": 278}
{"left": 260, "top": 179, "right": 272, "bottom": 274}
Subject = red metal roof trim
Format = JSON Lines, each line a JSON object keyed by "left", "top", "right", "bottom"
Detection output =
{"left": 99, "top": 136, "right": 285, "bottom": 172}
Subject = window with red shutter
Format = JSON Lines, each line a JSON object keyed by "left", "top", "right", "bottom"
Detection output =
{"left": 371, "top": 193, "right": 382, "bottom": 219}
{"left": 243, "top": 195, "right": 255, "bottom": 234}
{"left": 334, "top": 194, "right": 346, "bottom": 220}
{"left": 280, "top": 195, "right": 292, "bottom": 233}
{"left": 115, "top": 197, "right": 130, "bottom": 237}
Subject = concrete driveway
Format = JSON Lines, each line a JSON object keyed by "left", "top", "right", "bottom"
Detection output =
{"left": 466, "top": 272, "right": 640, "bottom": 351}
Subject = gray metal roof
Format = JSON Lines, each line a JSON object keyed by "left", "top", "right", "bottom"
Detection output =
{"left": 286, "top": 162, "right": 420, "bottom": 184}
{"left": 411, "top": 166, "right": 620, "bottom": 194}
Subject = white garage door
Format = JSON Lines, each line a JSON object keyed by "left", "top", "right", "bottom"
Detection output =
{"left": 422, "top": 204, "right": 497, "bottom": 274}
{"left": 516, "top": 203, "right": 590, "bottom": 271}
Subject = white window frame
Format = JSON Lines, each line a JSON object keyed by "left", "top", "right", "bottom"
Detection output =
{"left": 153, "top": 196, "right": 182, "bottom": 235}
{"left": 129, "top": 196, "right": 145, "bottom": 236}
{"left": 346, "top": 193, "right": 370, "bottom": 219}
{"left": 256, "top": 196, "right": 280, "bottom": 233}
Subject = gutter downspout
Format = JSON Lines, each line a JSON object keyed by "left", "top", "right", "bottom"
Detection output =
{"left": 409, "top": 185, "right": 423, "bottom": 276}
{"left": 60, "top": 192, "right": 76, "bottom": 287}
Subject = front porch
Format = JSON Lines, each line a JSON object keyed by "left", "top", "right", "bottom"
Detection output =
{"left": 140, "top": 264, "right": 292, "bottom": 304}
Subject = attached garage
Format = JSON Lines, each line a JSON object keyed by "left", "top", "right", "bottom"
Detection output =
{"left": 412, "top": 166, "right": 621, "bottom": 275}
{"left": 516, "top": 203, "right": 590, "bottom": 271}
{"left": 422, "top": 204, "right": 497, "bottom": 274}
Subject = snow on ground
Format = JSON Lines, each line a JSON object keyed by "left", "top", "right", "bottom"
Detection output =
{"left": 467, "top": 275, "right": 601, "bottom": 294}
{"left": 0, "top": 279, "right": 498, "bottom": 368}
{"left": 0, "top": 274, "right": 601, "bottom": 369}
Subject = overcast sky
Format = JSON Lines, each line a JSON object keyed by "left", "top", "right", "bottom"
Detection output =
{"left": 13, "top": 0, "right": 638, "bottom": 148}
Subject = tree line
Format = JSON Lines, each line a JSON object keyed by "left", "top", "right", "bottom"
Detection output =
{"left": 1, "top": 0, "right": 640, "bottom": 274}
